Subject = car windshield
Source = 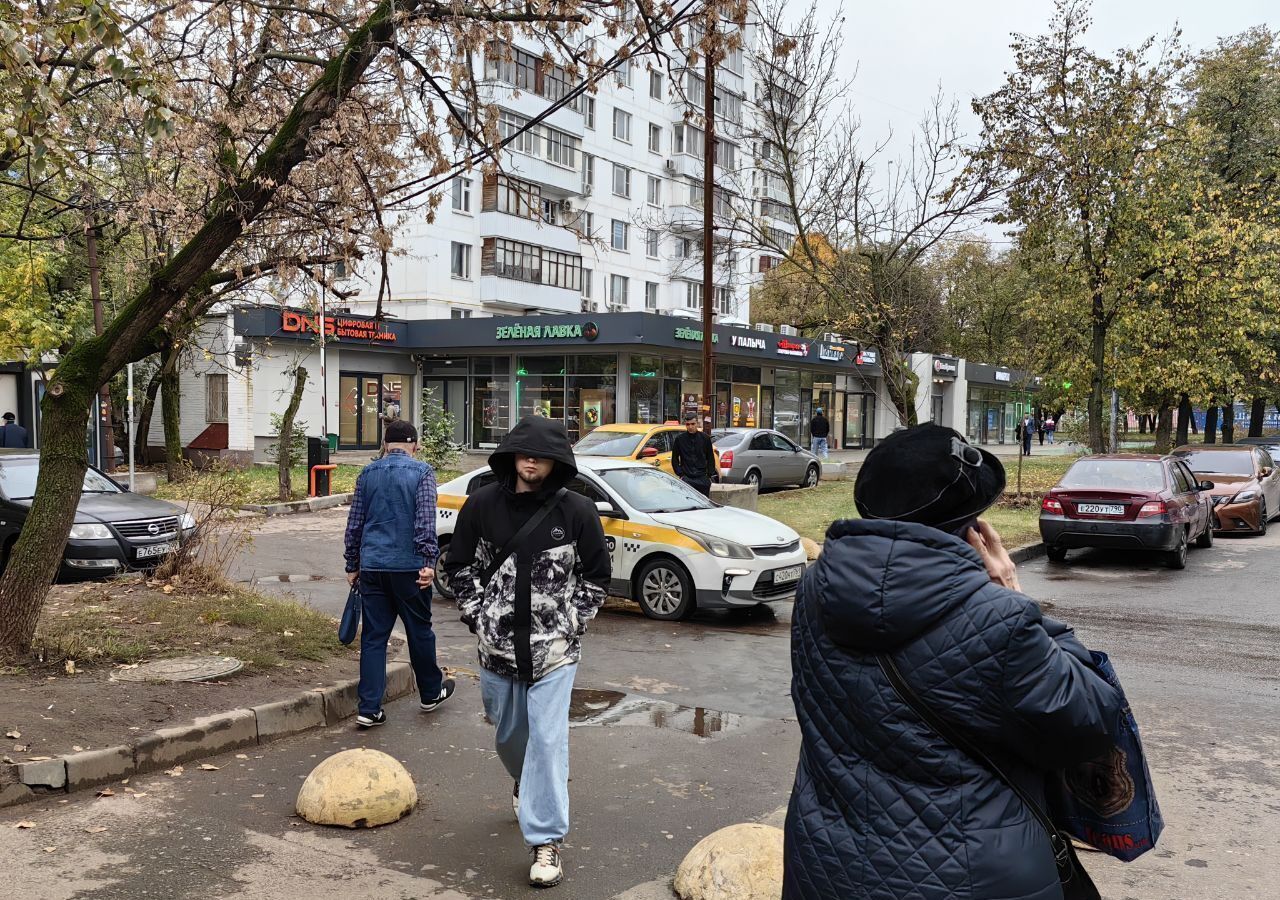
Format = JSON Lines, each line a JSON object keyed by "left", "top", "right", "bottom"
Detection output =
{"left": 711, "top": 431, "right": 744, "bottom": 447}
{"left": 0, "top": 458, "right": 121, "bottom": 500}
{"left": 574, "top": 430, "right": 644, "bottom": 457}
{"left": 1174, "top": 450, "right": 1255, "bottom": 477}
{"left": 598, "top": 467, "right": 715, "bottom": 513}
{"left": 1060, "top": 459, "right": 1166, "bottom": 491}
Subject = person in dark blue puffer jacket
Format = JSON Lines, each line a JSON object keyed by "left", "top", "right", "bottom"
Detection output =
{"left": 784, "top": 424, "right": 1124, "bottom": 900}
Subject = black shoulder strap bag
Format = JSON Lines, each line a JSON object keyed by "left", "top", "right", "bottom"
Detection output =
{"left": 480, "top": 487, "right": 568, "bottom": 587}
{"left": 877, "top": 653, "right": 1101, "bottom": 900}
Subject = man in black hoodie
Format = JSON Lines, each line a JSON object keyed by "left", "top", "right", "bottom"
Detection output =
{"left": 443, "top": 416, "right": 610, "bottom": 888}
{"left": 670, "top": 413, "right": 718, "bottom": 496}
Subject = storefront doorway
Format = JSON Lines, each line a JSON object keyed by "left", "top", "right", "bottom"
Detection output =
{"left": 339, "top": 372, "right": 404, "bottom": 450}
{"left": 843, "top": 393, "right": 876, "bottom": 449}
{"left": 423, "top": 377, "right": 466, "bottom": 446}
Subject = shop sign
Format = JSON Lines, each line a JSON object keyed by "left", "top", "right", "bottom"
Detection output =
{"left": 933, "top": 356, "right": 959, "bottom": 377}
{"left": 731, "top": 334, "right": 767, "bottom": 350}
{"left": 818, "top": 344, "right": 845, "bottom": 362}
{"left": 281, "top": 310, "right": 400, "bottom": 343}
{"left": 856, "top": 349, "right": 878, "bottom": 366}
{"left": 675, "top": 326, "right": 718, "bottom": 343}
{"left": 496, "top": 321, "right": 599, "bottom": 341}
{"left": 777, "top": 338, "right": 809, "bottom": 357}
{"left": 995, "top": 370, "right": 1011, "bottom": 383}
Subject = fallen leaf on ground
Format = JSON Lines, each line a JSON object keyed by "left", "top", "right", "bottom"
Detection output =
{"left": 96, "top": 788, "right": 115, "bottom": 798}
{"left": 165, "top": 765, "right": 184, "bottom": 777}
{"left": 250, "top": 793, "right": 265, "bottom": 798}
{"left": 4, "top": 730, "right": 19, "bottom": 739}
{"left": 72, "top": 745, "right": 83, "bottom": 752}
{"left": 43, "top": 846, "right": 56, "bottom": 853}
{"left": 234, "top": 754, "right": 249, "bottom": 760}
{"left": 198, "top": 764, "right": 219, "bottom": 771}
{"left": 14, "top": 821, "right": 35, "bottom": 829}
{"left": 64, "top": 660, "right": 77, "bottom": 675}
{"left": 25, "top": 756, "right": 52, "bottom": 761}
{"left": 84, "top": 826, "right": 108, "bottom": 834}
{"left": 161, "top": 585, "right": 174, "bottom": 594}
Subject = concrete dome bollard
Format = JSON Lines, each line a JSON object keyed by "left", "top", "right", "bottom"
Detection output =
{"left": 295, "top": 748, "right": 418, "bottom": 828}
{"left": 673, "top": 823, "right": 784, "bottom": 900}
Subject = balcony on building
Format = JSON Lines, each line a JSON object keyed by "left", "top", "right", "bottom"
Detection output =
{"left": 479, "top": 235, "right": 585, "bottom": 316}
{"left": 479, "top": 41, "right": 585, "bottom": 137}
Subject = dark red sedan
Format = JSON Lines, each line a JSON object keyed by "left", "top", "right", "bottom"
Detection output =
{"left": 1039, "top": 454, "right": 1215, "bottom": 569}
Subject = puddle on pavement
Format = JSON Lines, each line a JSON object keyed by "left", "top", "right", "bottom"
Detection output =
{"left": 252, "top": 574, "right": 327, "bottom": 584}
{"left": 567, "top": 688, "right": 741, "bottom": 737}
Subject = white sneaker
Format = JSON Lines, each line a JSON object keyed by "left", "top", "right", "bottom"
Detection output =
{"left": 512, "top": 781, "right": 520, "bottom": 820}
{"left": 529, "top": 843, "right": 563, "bottom": 888}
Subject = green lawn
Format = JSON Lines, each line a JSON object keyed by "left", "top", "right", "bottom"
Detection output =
{"left": 156, "top": 463, "right": 464, "bottom": 505}
{"left": 758, "top": 456, "right": 1076, "bottom": 551}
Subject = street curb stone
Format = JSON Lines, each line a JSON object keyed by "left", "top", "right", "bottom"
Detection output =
{"left": 0, "top": 662, "right": 416, "bottom": 811}
{"left": 1010, "top": 541, "right": 1046, "bottom": 564}
{"left": 242, "top": 492, "right": 354, "bottom": 516}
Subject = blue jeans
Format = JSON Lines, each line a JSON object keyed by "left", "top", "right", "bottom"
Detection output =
{"left": 357, "top": 570, "right": 443, "bottom": 716}
{"left": 811, "top": 437, "right": 828, "bottom": 459}
{"left": 1047, "top": 431, "right": 1055, "bottom": 444}
{"left": 481, "top": 663, "right": 577, "bottom": 847}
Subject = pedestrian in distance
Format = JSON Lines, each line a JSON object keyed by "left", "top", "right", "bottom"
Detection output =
{"left": 443, "top": 416, "right": 611, "bottom": 888}
{"left": 670, "top": 412, "right": 719, "bottom": 497}
{"left": 809, "top": 408, "right": 831, "bottom": 459}
{"left": 0, "top": 412, "right": 30, "bottom": 448}
{"left": 1046, "top": 415, "right": 1057, "bottom": 445}
{"left": 1037, "top": 415, "right": 1046, "bottom": 446}
{"left": 1022, "top": 414, "right": 1035, "bottom": 456}
{"left": 344, "top": 419, "right": 455, "bottom": 729}
{"left": 783, "top": 424, "right": 1123, "bottom": 900}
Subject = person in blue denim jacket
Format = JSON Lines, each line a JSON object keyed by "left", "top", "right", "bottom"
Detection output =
{"left": 344, "top": 419, "right": 455, "bottom": 727}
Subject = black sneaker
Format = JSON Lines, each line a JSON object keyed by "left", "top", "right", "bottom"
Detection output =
{"left": 512, "top": 780, "right": 520, "bottom": 820}
{"left": 356, "top": 710, "right": 387, "bottom": 728}
{"left": 420, "top": 677, "right": 456, "bottom": 713}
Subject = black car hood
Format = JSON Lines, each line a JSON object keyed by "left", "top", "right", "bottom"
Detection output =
{"left": 10, "top": 492, "right": 185, "bottom": 524}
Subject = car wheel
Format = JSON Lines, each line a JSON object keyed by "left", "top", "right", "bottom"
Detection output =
{"left": 432, "top": 541, "right": 454, "bottom": 601}
{"left": 1166, "top": 531, "right": 1188, "bottom": 570}
{"left": 1046, "top": 545, "right": 1068, "bottom": 563}
{"left": 1196, "top": 520, "right": 1214, "bottom": 549}
{"left": 744, "top": 469, "right": 762, "bottom": 488}
{"left": 804, "top": 464, "right": 820, "bottom": 488}
{"left": 635, "top": 557, "right": 696, "bottom": 620}
{"left": 1259, "top": 499, "right": 1268, "bottom": 535}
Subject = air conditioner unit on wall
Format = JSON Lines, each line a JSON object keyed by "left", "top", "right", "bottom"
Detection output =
{"left": 581, "top": 298, "right": 592, "bottom": 312}
{"left": 822, "top": 332, "right": 842, "bottom": 343}
{"left": 560, "top": 199, "right": 574, "bottom": 213}
{"left": 664, "top": 159, "right": 676, "bottom": 173}
{"left": 754, "top": 322, "right": 775, "bottom": 332}
{"left": 779, "top": 324, "right": 799, "bottom": 335}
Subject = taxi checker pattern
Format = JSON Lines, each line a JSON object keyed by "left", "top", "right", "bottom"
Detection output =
{"left": 457, "top": 537, "right": 604, "bottom": 680}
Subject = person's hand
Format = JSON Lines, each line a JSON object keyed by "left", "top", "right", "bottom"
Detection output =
{"left": 965, "top": 519, "right": 1021, "bottom": 593}
{"left": 417, "top": 567, "right": 435, "bottom": 588}
{"left": 347, "top": 570, "right": 359, "bottom": 588}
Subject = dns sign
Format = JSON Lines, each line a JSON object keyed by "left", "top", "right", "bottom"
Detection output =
{"left": 281, "top": 310, "right": 334, "bottom": 336}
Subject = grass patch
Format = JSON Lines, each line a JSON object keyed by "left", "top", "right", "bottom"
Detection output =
{"left": 36, "top": 578, "right": 351, "bottom": 669}
{"left": 156, "top": 464, "right": 464, "bottom": 505}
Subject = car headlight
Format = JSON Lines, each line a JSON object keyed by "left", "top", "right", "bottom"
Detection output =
{"left": 181, "top": 513, "right": 197, "bottom": 531}
{"left": 69, "top": 523, "right": 112, "bottom": 540}
{"left": 1232, "top": 490, "right": 1258, "bottom": 503}
{"left": 677, "top": 527, "right": 754, "bottom": 559}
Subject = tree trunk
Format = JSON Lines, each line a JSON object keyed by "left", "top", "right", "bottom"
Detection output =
{"left": 0, "top": 0, "right": 417, "bottom": 657}
{"left": 1087, "top": 299, "right": 1107, "bottom": 453}
{"left": 161, "top": 344, "right": 185, "bottom": 482}
{"left": 1176, "top": 394, "right": 1191, "bottom": 446}
{"left": 1205, "top": 404, "right": 1218, "bottom": 444}
{"left": 1249, "top": 397, "right": 1265, "bottom": 437}
{"left": 134, "top": 365, "right": 163, "bottom": 462}
{"left": 1138, "top": 414, "right": 1148, "bottom": 434}
{"left": 1221, "top": 402, "right": 1235, "bottom": 444}
{"left": 277, "top": 366, "right": 308, "bottom": 501}
{"left": 1153, "top": 404, "right": 1173, "bottom": 454}
{"left": 881, "top": 350, "right": 918, "bottom": 428}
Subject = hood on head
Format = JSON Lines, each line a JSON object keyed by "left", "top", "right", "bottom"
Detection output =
{"left": 809, "top": 518, "right": 995, "bottom": 652}
{"left": 489, "top": 416, "right": 578, "bottom": 492}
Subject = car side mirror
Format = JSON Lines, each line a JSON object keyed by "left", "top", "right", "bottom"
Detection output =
{"left": 594, "top": 501, "right": 622, "bottom": 518}
{"left": 1199, "top": 481, "right": 1215, "bottom": 491}
{"left": 640, "top": 446, "right": 659, "bottom": 458}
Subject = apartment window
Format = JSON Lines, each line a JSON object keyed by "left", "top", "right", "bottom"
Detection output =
{"left": 726, "top": 46, "right": 744, "bottom": 76}
{"left": 499, "top": 109, "right": 536, "bottom": 155}
{"left": 583, "top": 96, "right": 596, "bottom": 129}
{"left": 675, "top": 237, "right": 691, "bottom": 259}
{"left": 612, "top": 163, "right": 631, "bottom": 198}
{"left": 484, "top": 173, "right": 541, "bottom": 220}
{"left": 541, "top": 198, "right": 560, "bottom": 226}
{"left": 543, "top": 248, "right": 584, "bottom": 291}
{"left": 583, "top": 268, "right": 593, "bottom": 298}
{"left": 583, "top": 153, "right": 595, "bottom": 192}
{"left": 645, "top": 229, "right": 660, "bottom": 257}
{"left": 673, "top": 124, "right": 685, "bottom": 154}
{"left": 646, "top": 175, "right": 661, "bottom": 206}
{"left": 584, "top": 211, "right": 595, "bottom": 237}
{"left": 720, "top": 91, "right": 743, "bottom": 125}
{"left": 451, "top": 177, "right": 472, "bottom": 213}
{"left": 759, "top": 254, "right": 780, "bottom": 272}
{"left": 648, "top": 123, "right": 661, "bottom": 154}
{"left": 613, "top": 108, "right": 632, "bottom": 143}
{"left": 544, "top": 127, "right": 579, "bottom": 169}
{"left": 684, "top": 282, "right": 703, "bottom": 309}
{"left": 450, "top": 308, "right": 473, "bottom": 319}
{"left": 332, "top": 259, "right": 349, "bottom": 280}
{"left": 717, "top": 286, "right": 732, "bottom": 315}
{"left": 482, "top": 238, "right": 583, "bottom": 291}
{"left": 616, "top": 58, "right": 632, "bottom": 88}
{"left": 611, "top": 219, "right": 629, "bottom": 251}
{"left": 610, "top": 274, "right": 629, "bottom": 306}
{"left": 645, "top": 281, "right": 659, "bottom": 309}
{"left": 649, "top": 70, "right": 663, "bottom": 100}
{"left": 205, "top": 374, "right": 228, "bottom": 424}
{"left": 450, "top": 241, "right": 471, "bottom": 279}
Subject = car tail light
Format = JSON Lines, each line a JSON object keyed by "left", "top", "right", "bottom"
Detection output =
{"left": 1041, "top": 495, "right": 1063, "bottom": 514}
{"left": 1137, "top": 501, "right": 1166, "bottom": 518}
{"left": 719, "top": 450, "right": 733, "bottom": 468}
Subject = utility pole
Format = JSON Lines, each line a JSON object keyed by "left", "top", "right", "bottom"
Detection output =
{"left": 85, "top": 207, "right": 113, "bottom": 471}
{"left": 700, "top": 15, "right": 717, "bottom": 434}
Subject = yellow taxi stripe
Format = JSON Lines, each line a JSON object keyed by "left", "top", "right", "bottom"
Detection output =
{"left": 604, "top": 519, "right": 703, "bottom": 552}
{"left": 437, "top": 494, "right": 466, "bottom": 510}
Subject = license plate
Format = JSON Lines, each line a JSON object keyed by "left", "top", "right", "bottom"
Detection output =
{"left": 1078, "top": 503, "right": 1124, "bottom": 516}
{"left": 135, "top": 541, "right": 178, "bottom": 559}
{"left": 773, "top": 564, "right": 804, "bottom": 585}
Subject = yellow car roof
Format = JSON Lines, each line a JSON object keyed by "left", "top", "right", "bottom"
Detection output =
{"left": 592, "top": 423, "right": 679, "bottom": 434}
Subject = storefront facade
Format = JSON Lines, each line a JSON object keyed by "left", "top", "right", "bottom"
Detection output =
{"left": 964, "top": 362, "right": 1034, "bottom": 445}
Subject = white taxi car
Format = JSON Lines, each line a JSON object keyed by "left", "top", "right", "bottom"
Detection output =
{"left": 432, "top": 457, "right": 808, "bottom": 620}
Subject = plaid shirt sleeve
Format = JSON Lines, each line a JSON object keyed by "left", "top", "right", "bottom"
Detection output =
{"left": 415, "top": 467, "right": 439, "bottom": 569}
{"left": 343, "top": 472, "right": 367, "bottom": 573}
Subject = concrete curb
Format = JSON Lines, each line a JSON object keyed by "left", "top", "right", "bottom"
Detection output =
{"left": 0, "top": 660, "right": 415, "bottom": 810}
{"left": 241, "top": 492, "right": 354, "bottom": 516}
{"left": 1010, "top": 541, "right": 1046, "bottom": 564}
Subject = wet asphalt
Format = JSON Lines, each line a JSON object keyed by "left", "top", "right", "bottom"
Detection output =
{"left": 0, "top": 508, "right": 1276, "bottom": 897}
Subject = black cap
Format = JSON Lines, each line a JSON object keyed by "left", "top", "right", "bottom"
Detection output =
{"left": 854, "top": 424, "right": 1005, "bottom": 529}
{"left": 1, "top": 412, "right": 13, "bottom": 421}
{"left": 384, "top": 420, "right": 418, "bottom": 443}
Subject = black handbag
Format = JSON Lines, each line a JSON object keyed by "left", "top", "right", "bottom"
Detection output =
{"left": 877, "top": 652, "right": 1102, "bottom": 900}
{"left": 337, "top": 584, "right": 361, "bottom": 645}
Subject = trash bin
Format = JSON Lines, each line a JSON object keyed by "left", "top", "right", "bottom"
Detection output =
{"left": 308, "top": 436, "right": 331, "bottom": 496}
{"left": 327, "top": 433, "right": 338, "bottom": 453}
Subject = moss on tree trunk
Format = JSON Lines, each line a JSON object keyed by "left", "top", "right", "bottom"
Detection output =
{"left": 161, "top": 343, "right": 185, "bottom": 482}
{"left": 277, "top": 366, "right": 308, "bottom": 501}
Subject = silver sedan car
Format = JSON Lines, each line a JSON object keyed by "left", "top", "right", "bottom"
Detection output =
{"left": 712, "top": 428, "right": 822, "bottom": 489}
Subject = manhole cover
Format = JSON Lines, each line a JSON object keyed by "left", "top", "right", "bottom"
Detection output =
{"left": 111, "top": 656, "right": 244, "bottom": 683}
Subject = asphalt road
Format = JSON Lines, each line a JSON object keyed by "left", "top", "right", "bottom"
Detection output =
{"left": 1, "top": 508, "right": 1276, "bottom": 898}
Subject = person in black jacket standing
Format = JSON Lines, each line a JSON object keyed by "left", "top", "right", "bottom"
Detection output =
{"left": 808, "top": 408, "right": 830, "bottom": 459}
{"left": 443, "top": 416, "right": 610, "bottom": 889}
{"left": 670, "top": 413, "right": 718, "bottom": 496}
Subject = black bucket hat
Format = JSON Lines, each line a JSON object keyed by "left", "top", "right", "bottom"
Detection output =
{"left": 854, "top": 424, "right": 1005, "bottom": 529}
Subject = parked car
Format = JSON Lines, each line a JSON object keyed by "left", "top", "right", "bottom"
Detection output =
{"left": 0, "top": 452, "right": 195, "bottom": 578}
{"left": 1236, "top": 436, "right": 1280, "bottom": 457}
{"left": 1039, "top": 454, "right": 1215, "bottom": 569}
{"left": 432, "top": 457, "right": 807, "bottom": 620}
{"left": 1172, "top": 444, "right": 1280, "bottom": 535}
{"left": 573, "top": 423, "right": 719, "bottom": 477}
{"left": 711, "top": 428, "right": 822, "bottom": 489}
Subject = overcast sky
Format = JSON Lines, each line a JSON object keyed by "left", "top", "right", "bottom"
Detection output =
{"left": 803, "top": 0, "right": 1274, "bottom": 241}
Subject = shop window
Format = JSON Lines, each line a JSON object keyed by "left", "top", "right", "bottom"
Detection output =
{"left": 205, "top": 374, "right": 228, "bottom": 424}
{"left": 630, "top": 354, "right": 662, "bottom": 424}
{"left": 472, "top": 374, "right": 510, "bottom": 449}
{"left": 571, "top": 355, "right": 617, "bottom": 375}
{"left": 568, "top": 373, "right": 616, "bottom": 442}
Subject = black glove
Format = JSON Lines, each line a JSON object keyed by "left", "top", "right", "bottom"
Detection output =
{"left": 460, "top": 614, "right": 477, "bottom": 634}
